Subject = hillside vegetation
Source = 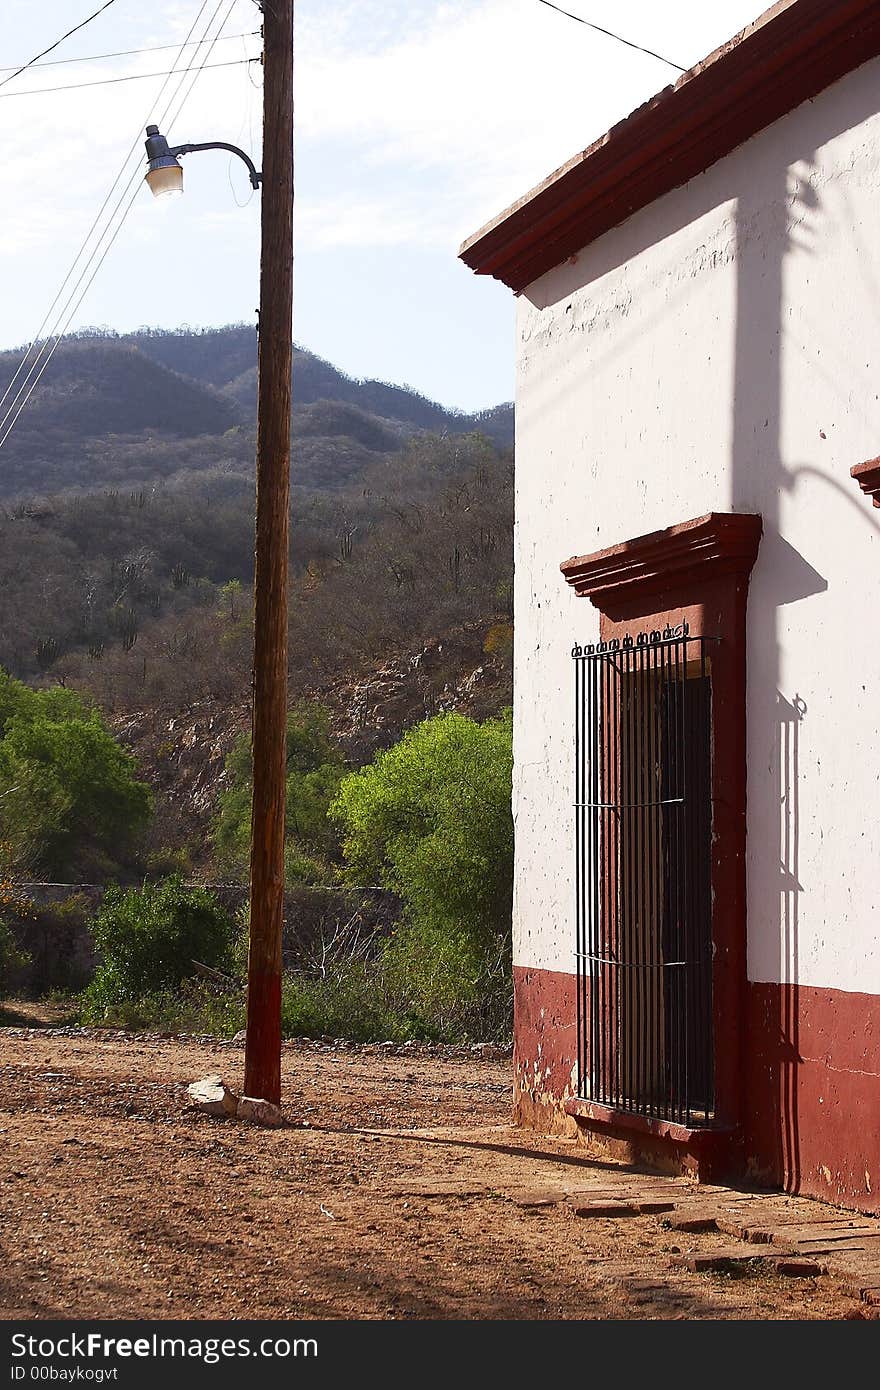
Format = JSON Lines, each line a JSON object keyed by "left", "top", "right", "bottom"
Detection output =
{"left": 0, "top": 327, "right": 517, "bottom": 1042}
{"left": 0, "top": 327, "right": 514, "bottom": 888}
{"left": 0, "top": 430, "right": 512, "bottom": 702}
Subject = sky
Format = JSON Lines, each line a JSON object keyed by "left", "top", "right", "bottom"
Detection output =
{"left": 1, "top": 0, "right": 773, "bottom": 412}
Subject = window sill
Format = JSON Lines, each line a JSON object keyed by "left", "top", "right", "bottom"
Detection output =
{"left": 564, "top": 1097, "right": 735, "bottom": 1147}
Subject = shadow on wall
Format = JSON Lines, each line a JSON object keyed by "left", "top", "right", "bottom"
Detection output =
{"left": 729, "top": 77, "right": 879, "bottom": 1194}
{"left": 728, "top": 129, "right": 809, "bottom": 1191}
{"left": 776, "top": 690, "right": 805, "bottom": 1192}
{"left": 755, "top": 530, "right": 827, "bottom": 606}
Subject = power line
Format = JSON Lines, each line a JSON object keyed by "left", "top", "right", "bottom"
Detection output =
{"left": 0, "top": 1, "right": 218, "bottom": 433}
{"left": 0, "top": 183, "right": 144, "bottom": 456}
{"left": 164, "top": 0, "right": 241, "bottom": 134}
{"left": 0, "top": 31, "right": 261, "bottom": 74}
{"left": 0, "top": 0, "right": 218, "bottom": 424}
{"left": 0, "top": 57, "right": 257, "bottom": 101}
{"left": 0, "top": 0, "right": 240, "bottom": 452}
{"left": 0, "top": 0, "right": 120, "bottom": 92}
{"left": 0, "top": 1, "right": 244, "bottom": 451}
{"left": 0, "top": 0, "right": 217, "bottom": 425}
{"left": 536, "top": 1, "right": 686, "bottom": 74}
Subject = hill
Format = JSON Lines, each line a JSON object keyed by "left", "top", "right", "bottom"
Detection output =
{"left": 0, "top": 338, "right": 239, "bottom": 496}
{"left": 132, "top": 325, "right": 514, "bottom": 445}
{"left": 0, "top": 326, "right": 513, "bottom": 499}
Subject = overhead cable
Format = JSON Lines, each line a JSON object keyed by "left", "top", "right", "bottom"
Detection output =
{"left": 0, "top": 31, "right": 260, "bottom": 74}
{"left": 536, "top": 0, "right": 686, "bottom": 74}
{"left": 163, "top": 0, "right": 240, "bottom": 133}
{"left": 0, "top": 0, "right": 217, "bottom": 426}
{"left": 0, "top": 57, "right": 256, "bottom": 100}
{"left": 0, "top": 0, "right": 245, "bottom": 452}
{"left": 0, "top": 185, "right": 144, "bottom": 456}
{"left": 0, "top": 0, "right": 120, "bottom": 92}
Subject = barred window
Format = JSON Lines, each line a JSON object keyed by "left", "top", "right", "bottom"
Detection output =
{"left": 574, "top": 633, "right": 715, "bottom": 1126}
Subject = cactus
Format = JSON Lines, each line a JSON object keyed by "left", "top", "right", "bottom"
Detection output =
{"left": 338, "top": 526, "right": 356, "bottom": 562}
{"left": 447, "top": 544, "right": 462, "bottom": 592}
{"left": 35, "top": 637, "right": 59, "bottom": 671}
{"left": 112, "top": 606, "right": 138, "bottom": 652}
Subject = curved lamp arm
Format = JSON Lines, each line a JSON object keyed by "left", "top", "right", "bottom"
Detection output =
{"left": 144, "top": 125, "right": 262, "bottom": 194}
{"left": 170, "top": 140, "right": 262, "bottom": 189}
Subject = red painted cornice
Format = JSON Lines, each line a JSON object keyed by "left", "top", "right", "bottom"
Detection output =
{"left": 459, "top": 0, "right": 880, "bottom": 292}
{"left": 560, "top": 513, "right": 763, "bottom": 608}
{"left": 852, "top": 457, "right": 880, "bottom": 506}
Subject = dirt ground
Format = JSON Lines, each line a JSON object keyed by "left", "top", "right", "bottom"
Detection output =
{"left": 0, "top": 1021, "right": 874, "bottom": 1321}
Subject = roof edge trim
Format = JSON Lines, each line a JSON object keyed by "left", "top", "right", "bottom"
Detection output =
{"left": 459, "top": 0, "right": 880, "bottom": 292}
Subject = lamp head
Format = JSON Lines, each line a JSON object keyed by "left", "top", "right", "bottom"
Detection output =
{"left": 144, "top": 124, "right": 183, "bottom": 197}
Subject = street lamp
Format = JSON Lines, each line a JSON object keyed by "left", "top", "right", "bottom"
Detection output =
{"left": 143, "top": 124, "right": 262, "bottom": 197}
{"left": 141, "top": 0, "right": 293, "bottom": 1114}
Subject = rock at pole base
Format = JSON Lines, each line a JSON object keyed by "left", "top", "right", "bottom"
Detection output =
{"left": 237, "top": 1095, "right": 283, "bottom": 1127}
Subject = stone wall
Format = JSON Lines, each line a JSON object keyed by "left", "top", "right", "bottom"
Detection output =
{"left": 4, "top": 882, "right": 399, "bottom": 996}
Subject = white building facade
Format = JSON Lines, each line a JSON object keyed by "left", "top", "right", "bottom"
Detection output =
{"left": 461, "top": 0, "right": 880, "bottom": 1212}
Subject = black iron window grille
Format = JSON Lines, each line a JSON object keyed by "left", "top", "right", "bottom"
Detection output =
{"left": 573, "top": 632, "right": 715, "bottom": 1127}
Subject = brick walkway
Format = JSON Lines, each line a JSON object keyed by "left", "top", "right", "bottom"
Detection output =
{"left": 466, "top": 1156, "right": 880, "bottom": 1305}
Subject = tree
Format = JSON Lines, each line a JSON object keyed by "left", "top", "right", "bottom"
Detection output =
{"left": 0, "top": 671, "right": 151, "bottom": 878}
{"left": 330, "top": 709, "right": 513, "bottom": 1033}
{"left": 330, "top": 708, "right": 513, "bottom": 944}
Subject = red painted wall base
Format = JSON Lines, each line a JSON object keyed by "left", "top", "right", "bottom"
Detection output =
{"left": 513, "top": 964, "right": 880, "bottom": 1212}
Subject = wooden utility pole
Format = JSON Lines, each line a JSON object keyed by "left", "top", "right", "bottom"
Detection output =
{"left": 245, "top": 0, "right": 294, "bottom": 1106}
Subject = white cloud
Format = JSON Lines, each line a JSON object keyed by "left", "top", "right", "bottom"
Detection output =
{"left": 295, "top": 195, "right": 446, "bottom": 251}
{"left": 1, "top": 1, "right": 771, "bottom": 272}
{"left": 294, "top": 0, "right": 771, "bottom": 246}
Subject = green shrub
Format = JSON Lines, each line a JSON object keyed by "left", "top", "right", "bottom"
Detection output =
{"left": 380, "top": 917, "right": 512, "bottom": 1042}
{"left": 278, "top": 925, "right": 512, "bottom": 1045}
{"left": 483, "top": 621, "right": 513, "bottom": 663}
{"left": 0, "top": 872, "right": 32, "bottom": 993}
{"left": 0, "top": 917, "right": 28, "bottom": 993}
{"left": 281, "top": 966, "right": 393, "bottom": 1042}
{"left": 330, "top": 708, "right": 513, "bottom": 943}
{"left": 75, "top": 957, "right": 511, "bottom": 1045}
{"left": 0, "top": 671, "right": 151, "bottom": 878}
{"left": 144, "top": 844, "right": 193, "bottom": 879}
{"left": 329, "top": 708, "right": 514, "bottom": 1039}
{"left": 82, "top": 877, "right": 234, "bottom": 1020}
{"left": 212, "top": 702, "right": 345, "bottom": 883}
{"left": 77, "top": 702, "right": 515, "bottom": 1044}
{"left": 14, "top": 892, "right": 93, "bottom": 995}
{"left": 81, "top": 980, "right": 245, "bottom": 1035}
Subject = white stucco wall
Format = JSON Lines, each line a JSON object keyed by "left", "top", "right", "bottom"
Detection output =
{"left": 514, "top": 56, "right": 880, "bottom": 994}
